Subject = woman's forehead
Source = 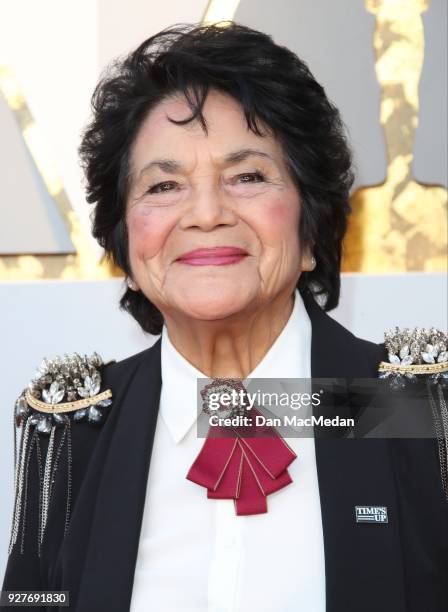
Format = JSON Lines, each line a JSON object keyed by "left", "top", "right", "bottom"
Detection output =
{"left": 147, "top": 89, "right": 247, "bottom": 127}
{"left": 129, "top": 91, "right": 280, "bottom": 177}
{"left": 135, "top": 91, "right": 267, "bottom": 145}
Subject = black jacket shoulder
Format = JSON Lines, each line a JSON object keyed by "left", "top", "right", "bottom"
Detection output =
{"left": 1, "top": 343, "right": 159, "bottom": 597}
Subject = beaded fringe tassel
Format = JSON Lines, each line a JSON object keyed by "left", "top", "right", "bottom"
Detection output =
{"left": 428, "top": 383, "right": 448, "bottom": 500}
{"left": 8, "top": 416, "right": 73, "bottom": 557}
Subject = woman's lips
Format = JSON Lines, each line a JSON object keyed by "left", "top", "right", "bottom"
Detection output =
{"left": 175, "top": 247, "right": 249, "bottom": 266}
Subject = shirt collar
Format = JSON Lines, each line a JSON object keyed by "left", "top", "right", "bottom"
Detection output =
{"left": 160, "top": 288, "right": 311, "bottom": 444}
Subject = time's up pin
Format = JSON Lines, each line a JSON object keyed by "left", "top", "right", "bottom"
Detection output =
{"left": 355, "top": 506, "right": 388, "bottom": 524}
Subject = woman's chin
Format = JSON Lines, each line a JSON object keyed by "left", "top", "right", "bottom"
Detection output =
{"left": 172, "top": 291, "right": 252, "bottom": 321}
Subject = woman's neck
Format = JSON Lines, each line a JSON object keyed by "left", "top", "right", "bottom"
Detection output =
{"left": 162, "top": 288, "right": 296, "bottom": 379}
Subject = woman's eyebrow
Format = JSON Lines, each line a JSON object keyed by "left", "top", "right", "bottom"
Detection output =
{"left": 222, "top": 148, "right": 276, "bottom": 165}
{"left": 134, "top": 148, "right": 276, "bottom": 182}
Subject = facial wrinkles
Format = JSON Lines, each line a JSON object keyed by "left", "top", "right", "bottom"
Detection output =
{"left": 128, "top": 173, "right": 297, "bottom": 280}
{"left": 124, "top": 92, "right": 304, "bottom": 318}
{"left": 259, "top": 242, "right": 292, "bottom": 294}
{"left": 129, "top": 138, "right": 290, "bottom": 210}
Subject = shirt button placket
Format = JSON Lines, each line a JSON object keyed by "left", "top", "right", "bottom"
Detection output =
{"left": 208, "top": 500, "right": 245, "bottom": 612}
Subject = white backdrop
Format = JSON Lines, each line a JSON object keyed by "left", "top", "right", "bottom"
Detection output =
{"left": 0, "top": 0, "right": 208, "bottom": 256}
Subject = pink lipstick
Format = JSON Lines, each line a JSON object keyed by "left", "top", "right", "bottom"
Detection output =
{"left": 175, "top": 246, "right": 248, "bottom": 266}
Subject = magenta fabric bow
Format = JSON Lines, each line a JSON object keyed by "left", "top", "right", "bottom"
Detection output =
{"left": 186, "top": 379, "right": 297, "bottom": 515}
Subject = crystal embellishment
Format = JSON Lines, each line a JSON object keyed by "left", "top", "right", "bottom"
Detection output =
{"left": 379, "top": 327, "right": 448, "bottom": 388}
{"left": 19, "top": 352, "right": 113, "bottom": 434}
{"left": 201, "top": 378, "right": 250, "bottom": 419}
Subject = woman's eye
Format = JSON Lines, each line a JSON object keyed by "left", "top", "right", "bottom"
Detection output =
{"left": 235, "top": 172, "right": 265, "bottom": 183}
{"left": 144, "top": 172, "right": 265, "bottom": 196}
{"left": 146, "top": 181, "right": 177, "bottom": 194}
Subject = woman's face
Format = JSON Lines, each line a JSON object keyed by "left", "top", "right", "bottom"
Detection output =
{"left": 125, "top": 89, "right": 312, "bottom": 322}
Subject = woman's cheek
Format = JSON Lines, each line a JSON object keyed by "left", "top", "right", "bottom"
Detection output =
{"left": 127, "top": 208, "right": 163, "bottom": 260}
{"left": 254, "top": 197, "right": 299, "bottom": 240}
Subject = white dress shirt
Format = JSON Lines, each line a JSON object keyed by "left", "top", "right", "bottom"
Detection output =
{"left": 130, "top": 289, "right": 326, "bottom": 612}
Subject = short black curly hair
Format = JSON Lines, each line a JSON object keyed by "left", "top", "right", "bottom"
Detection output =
{"left": 79, "top": 21, "right": 354, "bottom": 335}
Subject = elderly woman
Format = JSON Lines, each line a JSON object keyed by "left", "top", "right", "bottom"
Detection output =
{"left": 2, "top": 22, "right": 447, "bottom": 612}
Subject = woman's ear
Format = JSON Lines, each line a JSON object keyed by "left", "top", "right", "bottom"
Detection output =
{"left": 300, "top": 247, "right": 316, "bottom": 272}
{"left": 126, "top": 277, "right": 139, "bottom": 291}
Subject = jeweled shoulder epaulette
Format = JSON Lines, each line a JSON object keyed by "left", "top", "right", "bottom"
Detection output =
{"left": 9, "top": 352, "right": 114, "bottom": 557}
{"left": 15, "top": 352, "right": 113, "bottom": 433}
{"left": 378, "top": 327, "right": 448, "bottom": 501}
{"left": 378, "top": 326, "right": 448, "bottom": 386}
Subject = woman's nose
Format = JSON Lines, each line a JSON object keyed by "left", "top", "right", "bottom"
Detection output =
{"left": 179, "top": 187, "right": 238, "bottom": 231}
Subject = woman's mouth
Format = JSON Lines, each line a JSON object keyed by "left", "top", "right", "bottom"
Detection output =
{"left": 175, "top": 247, "right": 249, "bottom": 266}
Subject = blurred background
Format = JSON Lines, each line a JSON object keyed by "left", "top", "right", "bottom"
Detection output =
{"left": 0, "top": 0, "right": 447, "bottom": 574}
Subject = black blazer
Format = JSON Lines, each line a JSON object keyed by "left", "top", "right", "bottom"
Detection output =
{"left": 2, "top": 291, "right": 448, "bottom": 612}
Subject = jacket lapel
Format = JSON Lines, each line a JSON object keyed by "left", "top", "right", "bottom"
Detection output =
{"left": 303, "top": 290, "right": 406, "bottom": 612}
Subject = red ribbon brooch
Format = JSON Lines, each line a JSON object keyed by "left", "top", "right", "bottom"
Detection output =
{"left": 186, "top": 378, "right": 297, "bottom": 515}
